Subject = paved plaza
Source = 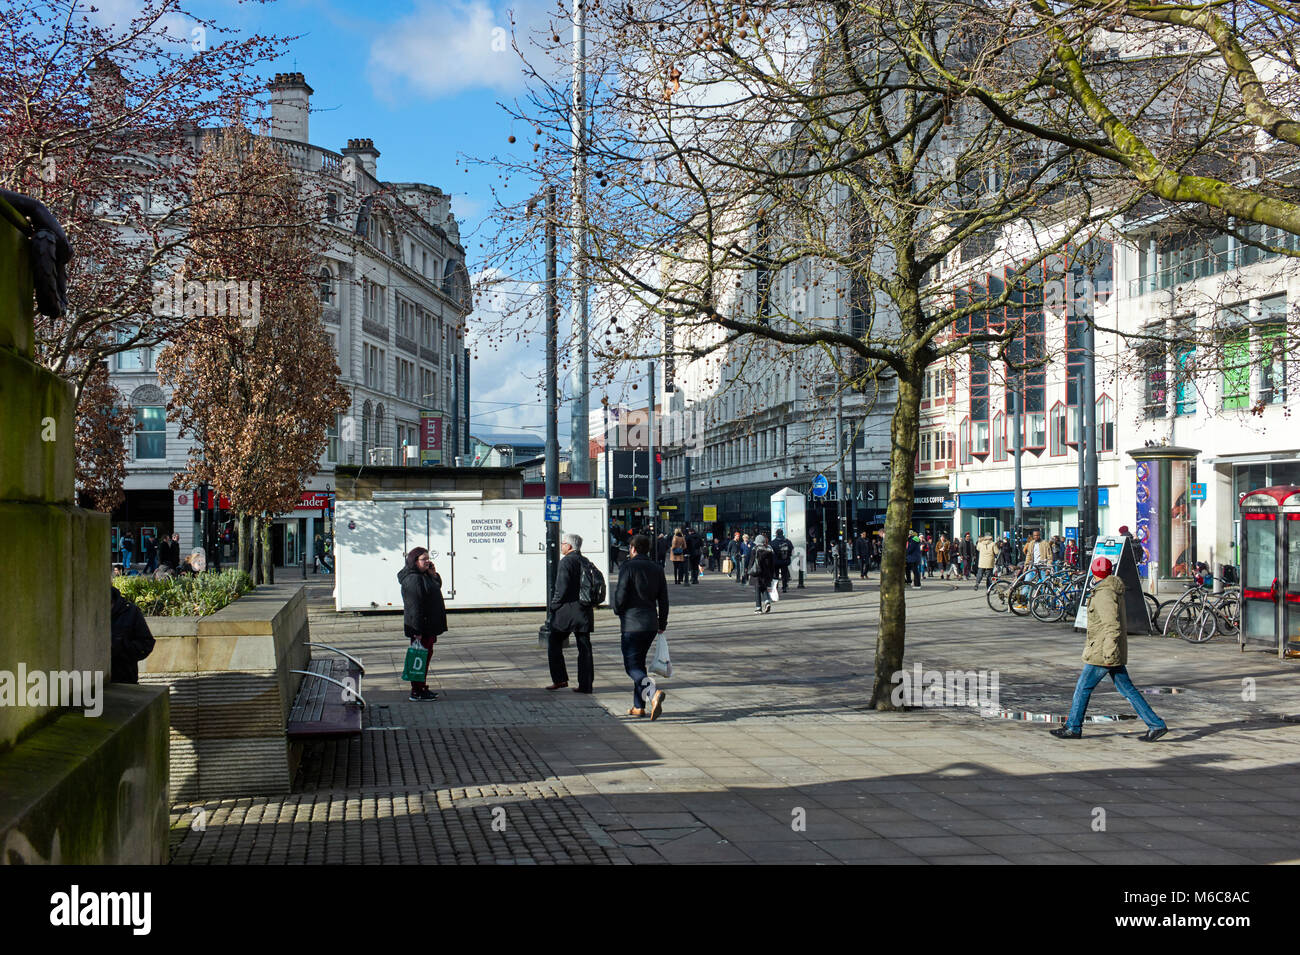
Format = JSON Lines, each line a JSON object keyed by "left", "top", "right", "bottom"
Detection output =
{"left": 170, "top": 568, "right": 1300, "bottom": 864}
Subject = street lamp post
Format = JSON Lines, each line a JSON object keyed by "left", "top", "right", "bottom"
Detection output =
{"left": 530, "top": 186, "right": 559, "bottom": 646}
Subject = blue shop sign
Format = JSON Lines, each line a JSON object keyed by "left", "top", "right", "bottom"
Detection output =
{"left": 958, "top": 487, "right": 1109, "bottom": 509}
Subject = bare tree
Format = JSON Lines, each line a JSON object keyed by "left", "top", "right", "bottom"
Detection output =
{"left": 478, "top": 1, "right": 1129, "bottom": 708}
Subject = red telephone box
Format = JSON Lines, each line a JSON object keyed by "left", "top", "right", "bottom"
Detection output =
{"left": 1238, "top": 485, "right": 1300, "bottom": 658}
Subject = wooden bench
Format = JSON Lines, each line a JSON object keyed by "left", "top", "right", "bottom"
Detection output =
{"left": 287, "top": 644, "right": 365, "bottom": 738}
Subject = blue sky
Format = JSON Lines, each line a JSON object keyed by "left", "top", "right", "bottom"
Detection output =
{"left": 164, "top": 0, "right": 576, "bottom": 439}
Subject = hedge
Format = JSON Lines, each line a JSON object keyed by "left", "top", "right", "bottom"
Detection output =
{"left": 115, "top": 569, "right": 255, "bottom": 617}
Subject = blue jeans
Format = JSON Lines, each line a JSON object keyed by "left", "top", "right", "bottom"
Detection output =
{"left": 621, "top": 630, "right": 656, "bottom": 709}
{"left": 1066, "top": 664, "right": 1166, "bottom": 732}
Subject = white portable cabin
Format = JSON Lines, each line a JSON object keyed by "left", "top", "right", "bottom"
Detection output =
{"left": 335, "top": 490, "right": 608, "bottom": 611}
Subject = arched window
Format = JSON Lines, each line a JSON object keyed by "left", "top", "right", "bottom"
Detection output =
{"left": 993, "top": 411, "right": 1007, "bottom": 461}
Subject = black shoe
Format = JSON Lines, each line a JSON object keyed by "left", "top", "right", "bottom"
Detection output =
{"left": 418, "top": 688, "right": 439, "bottom": 701}
{"left": 1049, "top": 726, "right": 1082, "bottom": 739}
{"left": 1139, "top": 727, "right": 1168, "bottom": 742}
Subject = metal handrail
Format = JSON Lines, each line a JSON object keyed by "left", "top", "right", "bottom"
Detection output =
{"left": 304, "top": 643, "right": 366, "bottom": 674}
{"left": 289, "top": 669, "right": 367, "bottom": 708}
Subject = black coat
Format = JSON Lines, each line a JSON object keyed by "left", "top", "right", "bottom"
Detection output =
{"left": 655, "top": 536, "right": 670, "bottom": 562}
{"left": 398, "top": 567, "right": 447, "bottom": 641}
{"left": 685, "top": 532, "right": 702, "bottom": 559}
{"left": 772, "top": 536, "right": 793, "bottom": 567}
{"left": 110, "top": 587, "right": 155, "bottom": 684}
{"left": 853, "top": 536, "right": 871, "bottom": 561}
{"left": 549, "top": 550, "right": 594, "bottom": 633}
{"left": 611, "top": 554, "right": 669, "bottom": 633}
{"left": 747, "top": 545, "right": 776, "bottom": 586}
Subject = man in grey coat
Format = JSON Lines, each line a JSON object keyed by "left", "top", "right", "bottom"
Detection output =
{"left": 611, "top": 534, "right": 669, "bottom": 719}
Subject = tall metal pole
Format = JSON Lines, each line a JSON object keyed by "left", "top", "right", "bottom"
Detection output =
{"left": 569, "top": 0, "right": 590, "bottom": 484}
{"left": 1012, "top": 382, "right": 1023, "bottom": 543}
{"left": 849, "top": 421, "right": 858, "bottom": 537}
{"left": 647, "top": 361, "right": 656, "bottom": 538}
{"left": 1076, "top": 371, "right": 1086, "bottom": 554}
{"left": 834, "top": 312, "right": 852, "bottom": 591}
{"left": 1082, "top": 319, "right": 1098, "bottom": 552}
{"left": 539, "top": 185, "right": 559, "bottom": 646}
{"left": 603, "top": 402, "right": 611, "bottom": 502}
{"left": 685, "top": 456, "right": 692, "bottom": 529}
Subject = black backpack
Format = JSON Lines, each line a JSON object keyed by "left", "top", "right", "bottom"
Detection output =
{"left": 578, "top": 557, "right": 606, "bottom": 608}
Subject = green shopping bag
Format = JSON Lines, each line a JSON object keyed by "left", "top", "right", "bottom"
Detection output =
{"left": 401, "top": 643, "right": 430, "bottom": 682}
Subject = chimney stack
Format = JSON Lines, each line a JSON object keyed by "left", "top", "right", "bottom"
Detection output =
{"left": 268, "top": 72, "right": 313, "bottom": 143}
{"left": 342, "top": 138, "right": 381, "bottom": 178}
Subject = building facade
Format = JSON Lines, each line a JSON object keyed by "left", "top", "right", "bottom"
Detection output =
{"left": 108, "top": 73, "right": 472, "bottom": 567}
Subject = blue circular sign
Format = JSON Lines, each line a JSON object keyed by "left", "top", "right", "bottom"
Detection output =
{"left": 812, "top": 474, "right": 829, "bottom": 498}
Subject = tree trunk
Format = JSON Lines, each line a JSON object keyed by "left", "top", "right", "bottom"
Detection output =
{"left": 237, "top": 512, "right": 252, "bottom": 576}
{"left": 261, "top": 515, "right": 274, "bottom": 585}
{"left": 869, "top": 364, "right": 924, "bottom": 710}
{"left": 251, "top": 514, "right": 263, "bottom": 584}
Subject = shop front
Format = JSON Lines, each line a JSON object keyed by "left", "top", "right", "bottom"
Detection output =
{"left": 957, "top": 487, "right": 1110, "bottom": 541}
{"left": 911, "top": 488, "right": 955, "bottom": 538}
{"left": 273, "top": 490, "right": 335, "bottom": 569}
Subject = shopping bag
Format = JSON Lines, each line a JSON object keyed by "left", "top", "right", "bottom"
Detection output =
{"left": 401, "top": 643, "right": 430, "bottom": 682}
{"left": 648, "top": 633, "right": 673, "bottom": 678}
{"left": 722, "top": 557, "right": 733, "bottom": 574}
{"left": 768, "top": 582, "right": 780, "bottom": 602}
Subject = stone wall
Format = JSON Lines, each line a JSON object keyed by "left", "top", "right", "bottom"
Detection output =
{"left": 140, "top": 583, "right": 310, "bottom": 799}
{"left": 0, "top": 195, "right": 170, "bottom": 864}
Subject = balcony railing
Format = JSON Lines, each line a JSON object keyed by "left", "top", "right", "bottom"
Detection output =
{"left": 396, "top": 333, "right": 418, "bottom": 355}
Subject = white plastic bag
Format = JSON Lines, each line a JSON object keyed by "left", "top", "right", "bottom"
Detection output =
{"left": 768, "top": 582, "right": 780, "bottom": 602}
{"left": 649, "top": 632, "right": 673, "bottom": 678}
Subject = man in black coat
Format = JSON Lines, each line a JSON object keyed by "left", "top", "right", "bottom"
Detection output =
{"left": 546, "top": 532, "right": 595, "bottom": 693}
{"left": 110, "top": 587, "right": 155, "bottom": 684}
{"left": 959, "top": 532, "right": 976, "bottom": 580}
{"left": 772, "top": 529, "right": 794, "bottom": 592}
{"left": 684, "top": 525, "right": 702, "bottom": 585}
{"left": 655, "top": 531, "right": 670, "bottom": 566}
{"left": 611, "top": 534, "right": 669, "bottom": 719}
{"left": 853, "top": 531, "right": 872, "bottom": 580}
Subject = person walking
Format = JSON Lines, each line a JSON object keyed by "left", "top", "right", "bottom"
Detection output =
{"left": 935, "top": 533, "right": 952, "bottom": 580}
{"left": 669, "top": 529, "right": 688, "bottom": 585}
{"left": 1050, "top": 557, "right": 1168, "bottom": 741}
{"left": 853, "top": 530, "right": 872, "bottom": 580}
{"left": 974, "top": 533, "right": 998, "bottom": 590}
{"left": 545, "top": 533, "right": 596, "bottom": 693}
{"left": 739, "top": 534, "right": 753, "bottom": 584}
{"left": 747, "top": 534, "right": 777, "bottom": 613}
{"left": 905, "top": 532, "right": 923, "bottom": 588}
{"left": 611, "top": 534, "right": 669, "bottom": 720}
{"left": 1065, "top": 536, "right": 1078, "bottom": 570}
{"left": 996, "top": 535, "right": 1012, "bottom": 572}
{"left": 398, "top": 546, "right": 447, "bottom": 702}
{"left": 726, "top": 531, "right": 744, "bottom": 584}
{"left": 143, "top": 535, "right": 158, "bottom": 574}
{"left": 772, "top": 529, "right": 794, "bottom": 592}
{"left": 121, "top": 534, "right": 135, "bottom": 571}
{"left": 959, "top": 532, "right": 975, "bottom": 580}
{"left": 922, "top": 533, "right": 934, "bottom": 577}
{"left": 684, "top": 526, "right": 702, "bottom": 585}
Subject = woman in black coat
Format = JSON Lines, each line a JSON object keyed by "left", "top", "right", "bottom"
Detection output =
{"left": 398, "top": 547, "right": 447, "bottom": 702}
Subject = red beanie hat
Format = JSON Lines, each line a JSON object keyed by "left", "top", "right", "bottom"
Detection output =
{"left": 1091, "top": 556, "right": 1113, "bottom": 578}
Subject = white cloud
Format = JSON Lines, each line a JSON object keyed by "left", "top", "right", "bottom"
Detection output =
{"left": 367, "top": 0, "right": 546, "bottom": 101}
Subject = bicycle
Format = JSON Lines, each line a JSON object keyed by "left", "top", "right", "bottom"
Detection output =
{"left": 1008, "top": 564, "right": 1054, "bottom": 616}
{"left": 1188, "top": 587, "right": 1241, "bottom": 643}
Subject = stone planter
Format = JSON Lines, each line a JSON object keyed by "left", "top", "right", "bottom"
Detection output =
{"left": 140, "top": 583, "right": 310, "bottom": 799}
